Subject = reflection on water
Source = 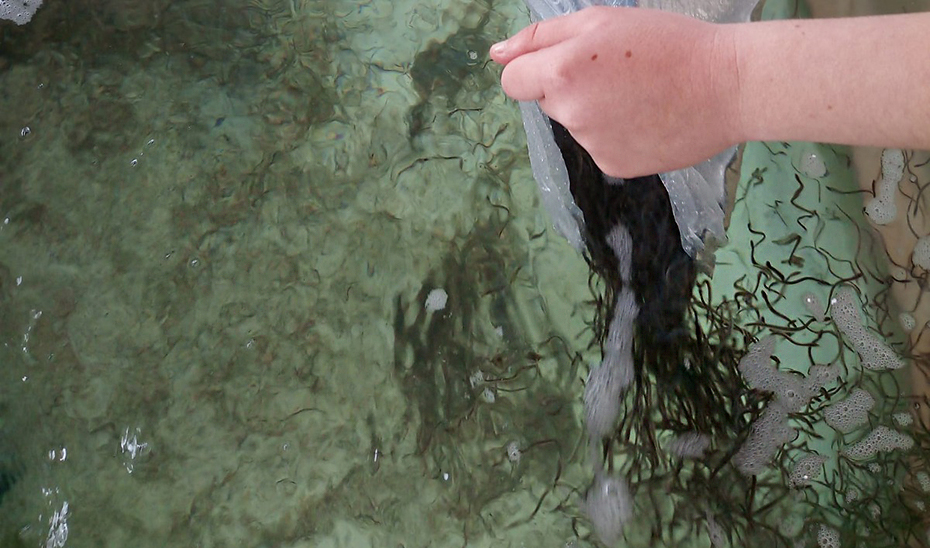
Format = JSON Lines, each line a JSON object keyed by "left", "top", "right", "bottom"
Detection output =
{"left": 0, "top": 0, "right": 929, "bottom": 547}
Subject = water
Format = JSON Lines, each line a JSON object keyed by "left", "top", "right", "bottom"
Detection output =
{"left": 0, "top": 0, "right": 928, "bottom": 547}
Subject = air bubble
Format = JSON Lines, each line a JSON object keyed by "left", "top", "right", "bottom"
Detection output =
{"left": 799, "top": 152, "right": 827, "bottom": 178}
{"left": 506, "top": 441, "right": 521, "bottom": 463}
{"left": 899, "top": 312, "right": 916, "bottom": 332}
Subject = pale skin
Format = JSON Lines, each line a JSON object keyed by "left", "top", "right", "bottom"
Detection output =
{"left": 489, "top": 7, "right": 930, "bottom": 179}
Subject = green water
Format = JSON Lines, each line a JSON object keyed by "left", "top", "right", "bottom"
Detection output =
{"left": 0, "top": 1, "right": 597, "bottom": 546}
{"left": 1, "top": 0, "right": 928, "bottom": 547}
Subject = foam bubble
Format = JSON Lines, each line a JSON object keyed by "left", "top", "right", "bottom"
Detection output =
{"left": 824, "top": 388, "right": 874, "bottom": 433}
{"left": 506, "top": 441, "right": 521, "bottom": 463}
{"left": 738, "top": 336, "right": 779, "bottom": 392}
{"left": 844, "top": 487, "right": 860, "bottom": 504}
{"left": 734, "top": 403, "right": 796, "bottom": 476}
{"left": 802, "top": 292, "right": 826, "bottom": 322}
{"left": 0, "top": 0, "right": 42, "bottom": 25}
{"left": 668, "top": 432, "right": 711, "bottom": 459}
{"left": 789, "top": 453, "right": 827, "bottom": 488}
{"left": 799, "top": 152, "right": 827, "bottom": 178}
{"left": 424, "top": 288, "right": 447, "bottom": 311}
{"left": 843, "top": 425, "right": 913, "bottom": 460}
{"left": 913, "top": 236, "right": 930, "bottom": 270}
{"left": 882, "top": 149, "right": 906, "bottom": 181}
{"left": 584, "top": 362, "right": 624, "bottom": 439}
{"left": 830, "top": 287, "right": 905, "bottom": 370}
{"left": 817, "top": 524, "right": 840, "bottom": 548}
{"left": 899, "top": 312, "right": 916, "bottom": 332}
{"left": 916, "top": 471, "right": 930, "bottom": 493}
{"left": 584, "top": 473, "right": 633, "bottom": 546}
{"left": 892, "top": 412, "right": 913, "bottom": 427}
{"left": 738, "top": 337, "right": 837, "bottom": 412}
{"left": 586, "top": 288, "right": 638, "bottom": 439}
{"left": 606, "top": 224, "right": 633, "bottom": 282}
{"left": 605, "top": 290, "right": 638, "bottom": 358}
{"left": 864, "top": 149, "right": 904, "bottom": 225}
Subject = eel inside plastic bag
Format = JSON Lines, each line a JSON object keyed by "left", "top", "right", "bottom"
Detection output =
{"left": 515, "top": 1, "right": 760, "bottom": 543}
{"left": 520, "top": 0, "right": 758, "bottom": 259}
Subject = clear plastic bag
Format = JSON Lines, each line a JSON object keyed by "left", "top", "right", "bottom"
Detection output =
{"left": 518, "top": 0, "right": 758, "bottom": 257}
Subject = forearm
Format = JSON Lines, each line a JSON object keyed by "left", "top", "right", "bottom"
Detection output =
{"left": 731, "top": 13, "right": 930, "bottom": 150}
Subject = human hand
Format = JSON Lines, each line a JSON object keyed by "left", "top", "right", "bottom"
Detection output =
{"left": 490, "top": 7, "right": 742, "bottom": 178}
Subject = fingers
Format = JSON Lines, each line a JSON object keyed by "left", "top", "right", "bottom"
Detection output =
{"left": 491, "top": 8, "right": 618, "bottom": 102}
{"left": 498, "top": 50, "right": 550, "bottom": 102}
{"left": 489, "top": 22, "right": 547, "bottom": 65}
{"left": 490, "top": 8, "right": 599, "bottom": 64}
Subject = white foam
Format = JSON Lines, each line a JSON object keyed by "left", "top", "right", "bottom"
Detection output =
{"left": 606, "top": 224, "right": 633, "bottom": 283}
{"left": 734, "top": 337, "right": 846, "bottom": 475}
{"left": 864, "top": 149, "right": 904, "bottom": 225}
{"left": 802, "top": 292, "right": 826, "bottom": 322}
{"left": 843, "top": 425, "right": 913, "bottom": 460}
{"left": 817, "top": 524, "right": 840, "bottom": 548}
{"left": 899, "top": 312, "right": 917, "bottom": 332}
{"left": 734, "top": 402, "right": 796, "bottom": 476}
{"left": 913, "top": 236, "right": 930, "bottom": 270}
{"left": 424, "top": 288, "right": 448, "bottom": 311}
{"left": 799, "top": 152, "right": 827, "bottom": 178}
{"left": 917, "top": 471, "right": 930, "bottom": 493}
{"left": 583, "top": 362, "right": 625, "bottom": 439}
{"left": 892, "top": 412, "right": 913, "bottom": 427}
{"left": 882, "top": 149, "right": 906, "bottom": 180}
{"left": 738, "top": 337, "right": 837, "bottom": 413}
{"left": 824, "top": 388, "right": 874, "bottom": 433}
{"left": 605, "top": 290, "right": 638, "bottom": 358}
{"left": 830, "top": 287, "right": 905, "bottom": 371}
{"left": 844, "top": 487, "right": 860, "bottom": 504}
{"left": 668, "top": 432, "right": 711, "bottom": 459}
{"left": 789, "top": 453, "right": 827, "bottom": 487}
{"left": 738, "top": 336, "right": 779, "bottom": 393}
{"left": 585, "top": 286, "right": 638, "bottom": 439}
{"left": 0, "top": 0, "right": 42, "bottom": 25}
{"left": 506, "top": 441, "right": 521, "bottom": 463}
{"left": 584, "top": 473, "right": 633, "bottom": 546}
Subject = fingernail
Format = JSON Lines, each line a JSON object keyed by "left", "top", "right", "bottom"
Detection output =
{"left": 490, "top": 40, "right": 508, "bottom": 55}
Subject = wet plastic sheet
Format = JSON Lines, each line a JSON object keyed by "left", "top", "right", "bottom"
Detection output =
{"left": 519, "top": 0, "right": 758, "bottom": 257}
